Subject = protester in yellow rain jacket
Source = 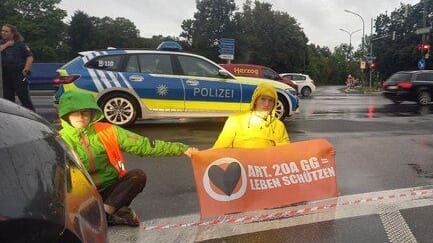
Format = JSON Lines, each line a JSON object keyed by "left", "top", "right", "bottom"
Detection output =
{"left": 213, "top": 83, "right": 290, "bottom": 149}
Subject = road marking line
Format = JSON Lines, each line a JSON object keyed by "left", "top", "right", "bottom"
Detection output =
{"left": 378, "top": 204, "right": 417, "bottom": 243}
{"left": 141, "top": 187, "right": 433, "bottom": 231}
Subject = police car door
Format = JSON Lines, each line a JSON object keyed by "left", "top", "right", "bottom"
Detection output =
{"left": 175, "top": 55, "right": 241, "bottom": 112}
{"left": 124, "top": 53, "right": 185, "bottom": 112}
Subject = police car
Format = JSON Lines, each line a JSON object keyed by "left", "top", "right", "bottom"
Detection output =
{"left": 54, "top": 42, "right": 299, "bottom": 126}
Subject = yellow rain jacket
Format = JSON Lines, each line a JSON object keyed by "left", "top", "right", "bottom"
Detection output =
{"left": 213, "top": 83, "right": 290, "bottom": 149}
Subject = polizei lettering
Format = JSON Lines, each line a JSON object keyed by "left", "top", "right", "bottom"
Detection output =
{"left": 193, "top": 87, "right": 234, "bottom": 98}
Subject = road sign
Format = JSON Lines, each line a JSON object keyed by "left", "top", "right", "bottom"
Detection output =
{"left": 218, "top": 48, "right": 234, "bottom": 54}
{"left": 218, "top": 54, "right": 234, "bottom": 60}
{"left": 418, "top": 58, "right": 426, "bottom": 70}
{"left": 415, "top": 27, "right": 432, "bottom": 35}
{"left": 218, "top": 38, "right": 235, "bottom": 56}
{"left": 219, "top": 38, "right": 235, "bottom": 44}
{"left": 366, "top": 56, "right": 376, "bottom": 61}
{"left": 219, "top": 42, "right": 234, "bottom": 48}
{"left": 360, "top": 60, "right": 366, "bottom": 70}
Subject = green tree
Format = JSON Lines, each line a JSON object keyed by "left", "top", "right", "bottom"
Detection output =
{"left": 0, "top": 0, "right": 68, "bottom": 61}
{"left": 372, "top": 1, "right": 432, "bottom": 78}
{"left": 68, "top": 11, "right": 96, "bottom": 56}
{"left": 235, "top": 1, "right": 308, "bottom": 73}
{"left": 0, "top": 1, "right": 18, "bottom": 24}
{"left": 130, "top": 35, "right": 186, "bottom": 50}
{"left": 181, "top": 0, "right": 237, "bottom": 60}
{"left": 332, "top": 44, "right": 356, "bottom": 84}
{"left": 91, "top": 16, "right": 140, "bottom": 49}
{"left": 306, "top": 44, "right": 331, "bottom": 85}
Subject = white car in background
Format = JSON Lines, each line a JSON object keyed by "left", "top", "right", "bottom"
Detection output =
{"left": 280, "top": 73, "right": 316, "bottom": 97}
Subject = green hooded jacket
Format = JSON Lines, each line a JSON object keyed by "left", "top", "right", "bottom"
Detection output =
{"left": 58, "top": 91, "right": 189, "bottom": 189}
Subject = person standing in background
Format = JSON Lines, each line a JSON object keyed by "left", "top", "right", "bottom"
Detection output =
{"left": 0, "top": 24, "right": 34, "bottom": 110}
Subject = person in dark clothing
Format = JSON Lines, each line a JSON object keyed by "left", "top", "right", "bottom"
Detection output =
{"left": 0, "top": 24, "right": 34, "bottom": 110}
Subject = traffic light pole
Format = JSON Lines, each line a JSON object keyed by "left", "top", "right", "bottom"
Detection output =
{"left": 369, "top": 18, "right": 373, "bottom": 89}
{"left": 422, "top": 0, "right": 428, "bottom": 43}
{"left": 368, "top": 18, "right": 391, "bottom": 89}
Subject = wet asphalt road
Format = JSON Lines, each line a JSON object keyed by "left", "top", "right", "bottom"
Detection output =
{"left": 32, "top": 86, "right": 433, "bottom": 242}
{"left": 121, "top": 86, "right": 433, "bottom": 220}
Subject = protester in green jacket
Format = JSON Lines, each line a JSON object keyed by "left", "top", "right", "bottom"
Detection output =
{"left": 58, "top": 91, "right": 197, "bottom": 226}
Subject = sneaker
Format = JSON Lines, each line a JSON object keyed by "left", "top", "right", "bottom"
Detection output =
{"left": 106, "top": 207, "right": 140, "bottom": 227}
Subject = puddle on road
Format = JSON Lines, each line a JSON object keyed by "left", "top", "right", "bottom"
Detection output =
{"left": 408, "top": 163, "right": 433, "bottom": 179}
{"left": 299, "top": 104, "right": 433, "bottom": 120}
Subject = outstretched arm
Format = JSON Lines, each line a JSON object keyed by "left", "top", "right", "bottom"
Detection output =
{"left": 115, "top": 126, "right": 190, "bottom": 157}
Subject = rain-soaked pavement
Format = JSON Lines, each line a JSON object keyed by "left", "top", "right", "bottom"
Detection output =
{"left": 33, "top": 86, "right": 433, "bottom": 242}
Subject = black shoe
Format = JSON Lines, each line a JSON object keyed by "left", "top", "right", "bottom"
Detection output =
{"left": 106, "top": 207, "right": 140, "bottom": 227}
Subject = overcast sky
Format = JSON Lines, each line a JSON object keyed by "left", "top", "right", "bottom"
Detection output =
{"left": 58, "top": 0, "right": 419, "bottom": 50}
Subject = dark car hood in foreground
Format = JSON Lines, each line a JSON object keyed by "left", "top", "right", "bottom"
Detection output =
{"left": 0, "top": 99, "right": 67, "bottom": 237}
{"left": 0, "top": 98, "right": 52, "bottom": 126}
{"left": 0, "top": 98, "right": 107, "bottom": 242}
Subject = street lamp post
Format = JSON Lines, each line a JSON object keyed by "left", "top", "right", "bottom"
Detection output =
{"left": 344, "top": 9, "right": 366, "bottom": 85}
{"left": 369, "top": 18, "right": 373, "bottom": 89}
{"left": 344, "top": 9, "right": 365, "bottom": 56}
{"left": 339, "top": 28, "right": 361, "bottom": 59}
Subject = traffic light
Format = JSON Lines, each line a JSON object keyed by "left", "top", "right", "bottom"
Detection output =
{"left": 417, "top": 42, "right": 431, "bottom": 58}
{"left": 369, "top": 62, "right": 376, "bottom": 70}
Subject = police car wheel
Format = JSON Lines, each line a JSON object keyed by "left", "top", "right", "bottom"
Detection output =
{"left": 100, "top": 93, "right": 138, "bottom": 126}
{"left": 275, "top": 95, "right": 289, "bottom": 120}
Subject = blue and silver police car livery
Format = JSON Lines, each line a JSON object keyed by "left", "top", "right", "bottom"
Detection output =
{"left": 54, "top": 46, "right": 299, "bottom": 126}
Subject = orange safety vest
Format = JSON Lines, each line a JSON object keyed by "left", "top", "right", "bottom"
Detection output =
{"left": 94, "top": 122, "right": 126, "bottom": 177}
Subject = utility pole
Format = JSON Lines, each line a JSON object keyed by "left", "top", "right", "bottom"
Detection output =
{"left": 344, "top": 10, "right": 365, "bottom": 57}
{"left": 415, "top": 0, "right": 431, "bottom": 68}
{"left": 369, "top": 18, "right": 373, "bottom": 89}
{"left": 422, "top": 0, "right": 428, "bottom": 43}
{"left": 344, "top": 9, "right": 366, "bottom": 84}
